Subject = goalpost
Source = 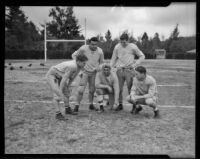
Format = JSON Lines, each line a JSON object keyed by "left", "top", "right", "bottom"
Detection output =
{"left": 44, "top": 18, "right": 87, "bottom": 62}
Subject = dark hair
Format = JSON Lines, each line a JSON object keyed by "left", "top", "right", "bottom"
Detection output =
{"left": 89, "top": 37, "right": 99, "bottom": 42}
{"left": 135, "top": 66, "right": 146, "bottom": 74}
{"left": 120, "top": 33, "right": 129, "bottom": 41}
{"left": 76, "top": 53, "right": 88, "bottom": 62}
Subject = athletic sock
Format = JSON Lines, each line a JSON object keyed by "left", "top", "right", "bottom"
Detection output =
{"left": 56, "top": 111, "right": 62, "bottom": 115}
{"left": 154, "top": 107, "right": 158, "bottom": 111}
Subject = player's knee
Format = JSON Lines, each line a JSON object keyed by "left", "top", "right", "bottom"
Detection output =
{"left": 89, "top": 87, "right": 95, "bottom": 94}
{"left": 126, "top": 95, "right": 133, "bottom": 103}
{"left": 145, "top": 98, "right": 156, "bottom": 106}
{"left": 53, "top": 96, "right": 61, "bottom": 102}
{"left": 96, "top": 89, "right": 103, "bottom": 95}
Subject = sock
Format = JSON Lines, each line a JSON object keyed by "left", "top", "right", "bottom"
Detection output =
{"left": 154, "top": 107, "right": 158, "bottom": 111}
{"left": 56, "top": 111, "right": 62, "bottom": 115}
{"left": 98, "top": 100, "right": 103, "bottom": 106}
{"left": 65, "top": 105, "right": 70, "bottom": 109}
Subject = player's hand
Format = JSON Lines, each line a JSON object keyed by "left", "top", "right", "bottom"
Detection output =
{"left": 107, "top": 86, "right": 113, "bottom": 93}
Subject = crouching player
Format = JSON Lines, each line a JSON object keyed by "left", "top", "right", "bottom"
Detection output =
{"left": 46, "top": 53, "right": 88, "bottom": 120}
{"left": 95, "top": 64, "right": 120, "bottom": 112}
{"left": 126, "top": 66, "right": 160, "bottom": 118}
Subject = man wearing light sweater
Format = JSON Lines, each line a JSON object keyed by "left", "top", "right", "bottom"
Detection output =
{"left": 110, "top": 33, "right": 145, "bottom": 111}
{"left": 71, "top": 37, "right": 104, "bottom": 112}
{"left": 126, "top": 66, "right": 160, "bottom": 118}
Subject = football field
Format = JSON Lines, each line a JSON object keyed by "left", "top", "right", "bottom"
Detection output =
{"left": 4, "top": 59, "right": 195, "bottom": 157}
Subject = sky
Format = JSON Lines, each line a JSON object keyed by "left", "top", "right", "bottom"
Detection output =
{"left": 21, "top": 2, "right": 196, "bottom": 40}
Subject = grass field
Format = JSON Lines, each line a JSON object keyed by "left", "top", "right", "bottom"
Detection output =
{"left": 4, "top": 59, "right": 195, "bottom": 157}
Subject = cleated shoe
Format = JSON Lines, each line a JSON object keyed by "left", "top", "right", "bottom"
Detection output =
{"left": 56, "top": 113, "right": 67, "bottom": 121}
{"left": 154, "top": 109, "right": 160, "bottom": 118}
{"left": 65, "top": 107, "right": 78, "bottom": 115}
{"left": 98, "top": 105, "right": 105, "bottom": 113}
{"left": 89, "top": 104, "right": 99, "bottom": 111}
{"left": 73, "top": 105, "right": 79, "bottom": 113}
{"left": 134, "top": 104, "right": 143, "bottom": 114}
{"left": 114, "top": 104, "right": 123, "bottom": 111}
{"left": 130, "top": 104, "right": 136, "bottom": 114}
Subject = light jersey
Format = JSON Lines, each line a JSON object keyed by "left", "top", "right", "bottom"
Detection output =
{"left": 131, "top": 75, "right": 158, "bottom": 98}
{"left": 95, "top": 71, "right": 119, "bottom": 89}
{"left": 52, "top": 60, "right": 80, "bottom": 83}
{"left": 110, "top": 43, "right": 144, "bottom": 68}
{"left": 72, "top": 45, "right": 104, "bottom": 73}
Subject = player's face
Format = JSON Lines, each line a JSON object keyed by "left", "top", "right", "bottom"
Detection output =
{"left": 77, "top": 61, "right": 87, "bottom": 69}
{"left": 120, "top": 39, "right": 128, "bottom": 47}
{"left": 103, "top": 68, "right": 111, "bottom": 76}
{"left": 135, "top": 71, "right": 145, "bottom": 81}
{"left": 89, "top": 41, "right": 98, "bottom": 51}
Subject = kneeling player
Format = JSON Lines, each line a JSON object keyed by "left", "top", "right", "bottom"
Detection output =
{"left": 46, "top": 53, "right": 88, "bottom": 120}
{"left": 95, "top": 64, "right": 120, "bottom": 112}
{"left": 126, "top": 66, "right": 160, "bottom": 118}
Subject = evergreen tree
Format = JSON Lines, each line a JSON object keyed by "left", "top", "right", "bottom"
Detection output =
{"left": 47, "top": 6, "right": 81, "bottom": 39}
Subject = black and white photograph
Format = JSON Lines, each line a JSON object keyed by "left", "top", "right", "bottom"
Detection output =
{"left": 4, "top": 3, "right": 196, "bottom": 158}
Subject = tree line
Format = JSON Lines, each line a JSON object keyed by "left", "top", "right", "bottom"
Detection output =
{"left": 5, "top": 6, "right": 196, "bottom": 59}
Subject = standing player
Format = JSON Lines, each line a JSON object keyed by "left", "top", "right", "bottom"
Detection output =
{"left": 126, "top": 66, "right": 160, "bottom": 118}
{"left": 110, "top": 33, "right": 145, "bottom": 111}
{"left": 95, "top": 64, "right": 119, "bottom": 112}
{"left": 46, "top": 53, "right": 88, "bottom": 120}
{"left": 72, "top": 37, "right": 104, "bottom": 112}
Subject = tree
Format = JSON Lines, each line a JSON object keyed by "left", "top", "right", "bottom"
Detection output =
{"left": 5, "top": 6, "right": 42, "bottom": 51}
{"left": 152, "top": 32, "right": 161, "bottom": 49}
{"left": 105, "top": 30, "right": 112, "bottom": 42}
{"left": 170, "top": 24, "right": 179, "bottom": 40}
{"left": 165, "top": 24, "right": 180, "bottom": 53}
{"left": 47, "top": 6, "right": 81, "bottom": 39}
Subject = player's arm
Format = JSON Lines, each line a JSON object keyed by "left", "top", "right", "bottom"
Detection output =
{"left": 97, "top": 50, "right": 105, "bottom": 71}
{"left": 130, "top": 79, "right": 137, "bottom": 98}
{"left": 95, "top": 73, "right": 110, "bottom": 89}
{"left": 110, "top": 46, "right": 118, "bottom": 68}
{"left": 143, "top": 79, "right": 157, "bottom": 99}
{"left": 71, "top": 47, "right": 84, "bottom": 60}
{"left": 134, "top": 79, "right": 157, "bottom": 100}
{"left": 131, "top": 44, "right": 145, "bottom": 68}
{"left": 113, "top": 73, "right": 119, "bottom": 104}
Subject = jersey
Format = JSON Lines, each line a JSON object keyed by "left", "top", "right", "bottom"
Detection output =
{"left": 110, "top": 43, "right": 145, "bottom": 68}
{"left": 72, "top": 45, "right": 104, "bottom": 73}
{"left": 95, "top": 71, "right": 119, "bottom": 91}
{"left": 52, "top": 60, "right": 80, "bottom": 83}
{"left": 131, "top": 75, "right": 158, "bottom": 98}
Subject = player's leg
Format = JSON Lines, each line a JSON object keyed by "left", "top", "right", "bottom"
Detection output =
{"left": 115, "top": 69, "right": 125, "bottom": 111}
{"left": 88, "top": 73, "right": 98, "bottom": 110}
{"left": 126, "top": 95, "right": 144, "bottom": 114}
{"left": 46, "top": 71, "right": 66, "bottom": 120}
{"left": 63, "top": 86, "right": 77, "bottom": 115}
{"left": 145, "top": 97, "right": 160, "bottom": 118}
{"left": 73, "top": 72, "right": 88, "bottom": 112}
{"left": 96, "top": 88, "right": 107, "bottom": 112}
{"left": 125, "top": 68, "right": 134, "bottom": 94}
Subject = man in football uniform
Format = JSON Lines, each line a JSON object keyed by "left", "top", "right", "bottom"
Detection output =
{"left": 46, "top": 53, "right": 88, "bottom": 120}
{"left": 126, "top": 66, "right": 160, "bottom": 118}
{"left": 72, "top": 37, "right": 104, "bottom": 112}
{"left": 110, "top": 33, "right": 145, "bottom": 111}
{"left": 95, "top": 64, "right": 119, "bottom": 112}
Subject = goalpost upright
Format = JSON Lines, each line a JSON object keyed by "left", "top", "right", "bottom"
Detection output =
{"left": 44, "top": 18, "right": 87, "bottom": 62}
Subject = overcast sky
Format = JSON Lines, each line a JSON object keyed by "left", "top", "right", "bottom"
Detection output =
{"left": 21, "top": 2, "right": 196, "bottom": 40}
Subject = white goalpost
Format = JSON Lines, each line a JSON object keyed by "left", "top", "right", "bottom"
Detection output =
{"left": 44, "top": 18, "right": 87, "bottom": 62}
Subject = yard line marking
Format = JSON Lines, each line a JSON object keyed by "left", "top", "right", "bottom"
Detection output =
{"left": 4, "top": 100, "right": 195, "bottom": 108}
{"left": 4, "top": 80, "right": 191, "bottom": 87}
